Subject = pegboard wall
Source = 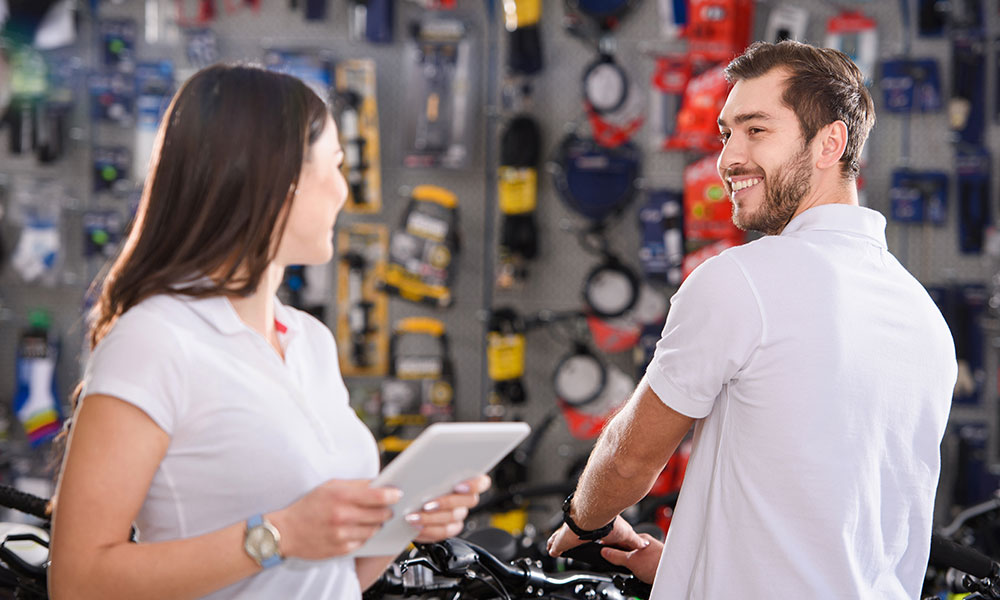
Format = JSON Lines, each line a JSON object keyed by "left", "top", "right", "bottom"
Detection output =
{"left": 1, "top": 0, "right": 999, "bottom": 524}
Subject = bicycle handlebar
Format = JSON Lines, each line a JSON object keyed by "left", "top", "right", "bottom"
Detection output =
{"left": 367, "top": 537, "right": 650, "bottom": 599}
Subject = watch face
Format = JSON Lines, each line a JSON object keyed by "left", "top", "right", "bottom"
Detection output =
{"left": 247, "top": 526, "right": 278, "bottom": 559}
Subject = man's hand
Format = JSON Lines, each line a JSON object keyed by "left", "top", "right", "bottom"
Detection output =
{"left": 546, "top": 516, "right": 647, "bottom": 558}
{"left": 601, "top": 533, "right": 663, "bottom": 583}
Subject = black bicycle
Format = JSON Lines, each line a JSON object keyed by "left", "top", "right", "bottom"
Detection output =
{"left": 0, "top": 485, "right": 50, "bottom": 600}
{"left": 363, "top": 534, "right": 651, "bottom": 600}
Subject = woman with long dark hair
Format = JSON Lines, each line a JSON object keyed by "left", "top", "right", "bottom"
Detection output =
{"left": 47, "top": 63, "right": 489, "bottom": 600}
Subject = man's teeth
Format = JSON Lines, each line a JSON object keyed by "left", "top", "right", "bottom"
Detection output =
{"left": 731, "top": 178, "right": 761, "bottom": 192}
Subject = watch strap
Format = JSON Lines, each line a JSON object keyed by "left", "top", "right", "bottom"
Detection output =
{"left": 561, "top": 493, "right": 615, "bottom": 541}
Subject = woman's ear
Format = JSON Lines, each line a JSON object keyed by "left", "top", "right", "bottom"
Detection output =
{"left": 815, "top": 120, "right": 848, "bottom": 171}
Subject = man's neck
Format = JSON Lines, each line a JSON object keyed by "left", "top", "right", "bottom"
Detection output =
{"left": 787, "top": 178, "right": 860, "bottom": 225}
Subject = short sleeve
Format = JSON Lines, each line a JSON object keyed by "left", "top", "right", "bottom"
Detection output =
{"left": 646, "top": 253, "right": 762, "bottom": 418}
{"left": 81, "top": 311, "right": 188, "bottom": 434}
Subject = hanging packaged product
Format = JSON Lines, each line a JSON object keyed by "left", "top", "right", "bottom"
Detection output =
{"left": 565, "top": 0, "right": 638, "bottom": 33}
{"left": 927, "top": 285, "right": 987, "bottom": 405}
{"left": 683, "top": 152, "right": 741, "bottom": 243}
{"left": 10, "top": 179, "right": 64, "bottom": 286}
{"left": 552, "top": 342, "right": 633, "bottom": 440}
{"left": 956, "top": 146, "right": 990, "bottom": 255}
{"left": 486, "top": 308, "right": 527, "bottom": 419}
{"left": 951, "top": 34, "right": 986, "bottom": 145}
{"left": 92, "top": 146, "right": 131, "bottom": 194}
{"left": 665, "top": 63, "right": 728, "bottom": 154}
{"left": 504, "top": 0, "right": 543, "bottom": 75}
{"left": 335, "top": 59, "right": 382, "bottom": 213}
{"left": 384, "top": 185, "right": 460, "bottom": 307}
{"left": 684, "top": 0, "right": 754, "bottom": 64}
{"left": 497, "top": 115, "right": 541, "bottom": 288}
{"left": 948, "top": 0, "right": 985, "bottom": 33}
{"left": 2, "top": 0, "right": 77, "bottom": 49}
{"left": 99, "top": 18, "right": 136, "bottom": 73}
{"left": 14, "top": 310, "right": 63, "bottom": 447}
{"left": 889, "top": 170, "right": 948, "bottom": 225}
{"left": 682, "top": 153, "right": 743, "bottom": 278}
{"left": 917, "top": 0, "right": 947, "bottom": 36}
{"left": 337, "top": 224, "right": 389, "bottom": 377}
{"left": 350, "top": 0, "right": 394, "bottom": 44}
{"left": 656, "top": 0, "right": 688, "bottom": 38}
{"left": 582, "top": 252, "right": 640, "bottom": 319}
{"left": 650, "top": 56, "right": 691, "bottom": 151}
{"left": 4, "top": 46, "right": 72, "bottom": 163}
{"left": 880, "top": 58, "right": 942, "bottom": 114}
{"left": 82, "top": 210, "right": 124, "bottom": 260}
{"left": 634, "top": 320, "right": 665, "bottom": 380}
{"left": 763, "top": 4, "right": 808, "bottom": 43}
{"left": 89, "top": 71, "right": 134, "bottom": 125}
{"left": 406, "top": 0, "right": 457, "bottom": 9}
{"left": 551, "top": 133, "right": 641, "bottom": 225}
{"left": 586, "top": 280, "right": 668, "bottom": 355}
{"left": 951, "top": 422, "right": 997, "bottom": 507}
{"left": 278, "top": 264, "right": 330, "bottom": 320}
{"left": 582, "top": 52, "right": 644, "bottom": 148}
{"left": 263, "top": 48, "right": 335, "bottom": 101}
{"left": 133, "top": 61, "right": 174, "bottom": 181}
{"left": 379, "top": 317, "right": 455, "bottom": 460}
{"left": 825, "top": 11, "right": 877, "bottom": 84}
{"left": 403, "top": 17, "right": 475, "bottom": 169}
{"left": 184, "top": 28, "right": 220, "bottom": 68}
{"left": 638, "top": 190, "right": 684, "bottom": 285}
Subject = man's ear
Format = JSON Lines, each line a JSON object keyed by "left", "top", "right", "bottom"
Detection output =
{"left": 814, "top": 120, "right": 848, "bottom": 171}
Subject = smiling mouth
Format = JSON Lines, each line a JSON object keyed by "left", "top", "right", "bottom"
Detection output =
{"left": 729, "top": 177, "right": 762, "bottom": 194}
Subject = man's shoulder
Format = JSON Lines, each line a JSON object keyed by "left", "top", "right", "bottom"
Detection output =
{"left": 693, "top": 237, "right": 786, "bottom": 277}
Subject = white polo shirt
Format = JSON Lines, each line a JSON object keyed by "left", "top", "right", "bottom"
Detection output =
{"left": 646, "top": 205, "right": 956, "bottom": 599}
{"left": 82, "top": 292, "right": 380, "bottom": 600}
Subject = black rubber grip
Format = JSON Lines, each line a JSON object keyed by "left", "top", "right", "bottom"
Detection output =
{"left": 0, "top": 485, "right": 50, "bottom": 520}
{"left": 561, "top": 542, "right": 631, "bottom": 573}
{"left": 930, "top": 533, "right": 994, "bottom": 578}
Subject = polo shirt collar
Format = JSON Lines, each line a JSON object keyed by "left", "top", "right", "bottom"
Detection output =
{"left": 178, "top": 289, "right": 298, "bottom": 341}
{"left": 780, "top": 204, "right": 887, "bottom": 248}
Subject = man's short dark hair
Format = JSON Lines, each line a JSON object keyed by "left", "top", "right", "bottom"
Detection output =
{"left": 725, "top": 40, "right": 876, "bottom": 180}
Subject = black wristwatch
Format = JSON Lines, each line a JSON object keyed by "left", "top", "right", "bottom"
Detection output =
{"left": 561, "top": 493, "right": 615, "bottom": 541}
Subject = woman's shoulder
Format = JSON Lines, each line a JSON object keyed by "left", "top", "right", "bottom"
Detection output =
{"left": 104, "top": 293, "right": 195, "bottom": 344}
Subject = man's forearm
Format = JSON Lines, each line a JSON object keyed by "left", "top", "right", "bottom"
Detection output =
{"left": 567, "top": 379, "right": 694, "bottom": 530}
{"left": 569, "top": 414, "right": 664, "bottom": 529}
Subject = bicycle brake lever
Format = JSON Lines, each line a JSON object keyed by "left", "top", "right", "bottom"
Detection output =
{"left": 399, "top": 556, "right": 441, "bottom": 574}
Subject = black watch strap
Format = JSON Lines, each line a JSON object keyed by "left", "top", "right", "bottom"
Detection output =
{"left": 561, "top": 493, "right": 615, "bottom": 541}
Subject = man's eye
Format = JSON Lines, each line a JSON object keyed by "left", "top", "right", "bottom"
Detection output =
{"left": 748, "top": 127, "right": 764, "bottom": 135}
{"left": 719, "top": 132, "right": 730, "bottom": 144}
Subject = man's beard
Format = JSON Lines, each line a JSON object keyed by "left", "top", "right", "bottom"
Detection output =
{"left": 731, "top": 144, "right": 812, "bottom": 236}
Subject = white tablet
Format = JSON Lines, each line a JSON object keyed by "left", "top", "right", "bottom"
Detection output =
{"left": 352, "top": 421, "right": 530, "bottom": 557}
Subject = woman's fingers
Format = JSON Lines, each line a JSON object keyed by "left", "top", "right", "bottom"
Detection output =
{"left": 405, "top": 506, "right": 468, "bottom": 527}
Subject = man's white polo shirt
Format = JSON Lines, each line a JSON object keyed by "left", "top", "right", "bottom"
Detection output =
{"left": 82, "top": 292, "right": 379, "bottom": 599}
{"left": 646, "top": 205, "right": 956, "bottom": 599}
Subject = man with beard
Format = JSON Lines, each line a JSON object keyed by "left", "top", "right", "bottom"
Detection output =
{"left": 546, "top": 40, "right": 957, "bottom": 599}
